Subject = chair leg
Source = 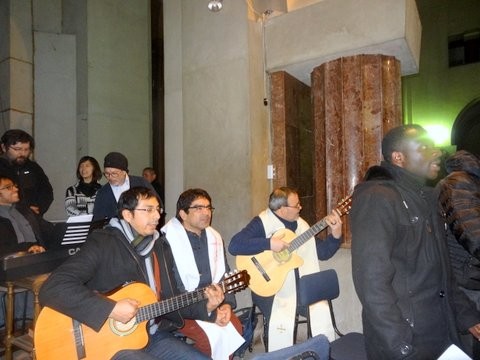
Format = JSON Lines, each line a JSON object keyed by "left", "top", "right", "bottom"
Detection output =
{"left": 293, "top": 314, "right": 299, "bottom": 344}
{"left": 306, "top": 309, "right": 312, "bottom": 338}
{"left": 262, "top": 314, "right": 269, "bottom": 352}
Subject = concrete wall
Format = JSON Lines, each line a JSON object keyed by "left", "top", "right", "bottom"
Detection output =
{"left": 86, "top": 0, "right": 152, "bottom": 177}
{"left": 0, "top": 0, "right": 34, "bottom": 133}
{"left": 1, "top": 0, "right": 152, "bottom": 220}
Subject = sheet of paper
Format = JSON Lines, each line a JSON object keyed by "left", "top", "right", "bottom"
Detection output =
{"left": 67, "top": 214, "right": 93, "bottom": 223}
{"left": 437, "top": 344, "right": 472, "bottom": 360}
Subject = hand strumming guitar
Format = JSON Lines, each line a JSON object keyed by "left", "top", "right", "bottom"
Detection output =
{"left": 109, "top": 298, "right": 140, "bottom": 323}
{"left": 215, "top": 303, "right": 232, "bottom": 327}
{"left": 270, "top": 231, "right": 288, "bottom": 252}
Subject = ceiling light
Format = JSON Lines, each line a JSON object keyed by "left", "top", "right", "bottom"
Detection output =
{"left": 208, "top": 0, "right": 223, "bottom": 12}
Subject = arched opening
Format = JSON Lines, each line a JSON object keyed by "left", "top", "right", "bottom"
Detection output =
{"left": 451, "top": 98, "right": 480, "bottom": 155}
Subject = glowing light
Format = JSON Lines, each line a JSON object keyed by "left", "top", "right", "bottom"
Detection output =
{"left": 423, "top": 124, "right": 451, "bottom": 147}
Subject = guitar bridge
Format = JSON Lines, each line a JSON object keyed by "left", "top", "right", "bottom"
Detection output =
{"left": 251, "top": 256, "right": 270, "bottom": 282}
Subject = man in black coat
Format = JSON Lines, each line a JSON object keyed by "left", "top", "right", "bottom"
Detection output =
{"left": 351, "top": 124, "right": 480, "bottom": 359}
{"left": 39, "top": 187, "right": 222, "bottom": 359}
{"left": 0, "top": 129, "right": 53, "bottom": 216}
{"left": 93, "top": 152, "right": 160, "bottom": 221}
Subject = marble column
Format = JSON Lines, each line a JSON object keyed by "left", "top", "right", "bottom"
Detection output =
{"left": 312, "top": 54, "right": 402, "bottom": 246}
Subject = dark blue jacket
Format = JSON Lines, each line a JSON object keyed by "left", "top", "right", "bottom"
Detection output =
{"left": 92, "top": 175, "right": 158, "bottom": 221}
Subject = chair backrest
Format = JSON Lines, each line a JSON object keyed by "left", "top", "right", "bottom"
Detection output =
{"left": 298, "top": 269, "right": 340, "bottom": 307}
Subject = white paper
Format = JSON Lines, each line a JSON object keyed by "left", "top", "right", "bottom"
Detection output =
{"left": 437, "top": 344, "right": 472, "bottom": 360}
{"left": 67, "top": 214, "right": 93, "bottom": 223}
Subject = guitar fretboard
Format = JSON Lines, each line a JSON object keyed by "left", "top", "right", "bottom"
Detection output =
{"left": 136, "top": 288, "right": 208, "bottom": 323}
{"left": 133, "top": 271, "right": 247, "bottom": 324}
{"left": 288, "top": 218, "right": 328, "bottom": 252}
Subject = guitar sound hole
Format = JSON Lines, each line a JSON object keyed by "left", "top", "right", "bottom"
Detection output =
{"left": 273, "top": 249, "right": 291, "bottom": 264}
{"left": 109, "top": 317, "right": 138, "bottom": 336}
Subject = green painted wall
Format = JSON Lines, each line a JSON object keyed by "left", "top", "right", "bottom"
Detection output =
{"left": 402, "top": 0, "right": 480, "bottom": 151}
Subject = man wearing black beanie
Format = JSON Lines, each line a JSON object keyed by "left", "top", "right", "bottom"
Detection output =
{"left": 93, "top": 152, "right": 161, "bottom": 221}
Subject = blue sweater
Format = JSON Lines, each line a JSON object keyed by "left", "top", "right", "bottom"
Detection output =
{"left": 228, "top": 214, "right": 340, "bottom": 260}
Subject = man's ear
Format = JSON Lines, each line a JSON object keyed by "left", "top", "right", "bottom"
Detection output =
{"left": 122, "top": 209, "right": 133, "bottom": 223}
{"left": 179, "top": 209, "right": 188, "bottom": 221}
{"left": 0, "top": 144, "right": 6, "bottom": 153}
{"left": 391, "top": 151, "right": 404, "bottom": 166}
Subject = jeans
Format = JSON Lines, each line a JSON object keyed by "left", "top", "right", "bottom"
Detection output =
{"left": 112, "top": 330, "right": 211, "bottom": 360}
{"left": 251, "top": 334, "right": 330, "bottom": 360}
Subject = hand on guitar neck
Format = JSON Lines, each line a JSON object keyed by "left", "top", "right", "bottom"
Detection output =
{"left": 205, "top": 283, "right": 225, "bottom": 313}
{"left": 323, "top": 208, "right": 343, "bottom": 239}
{"left": 270, "top": 209, "right": 343, "bottom": 253}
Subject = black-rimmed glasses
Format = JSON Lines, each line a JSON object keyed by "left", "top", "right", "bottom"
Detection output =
{"left": 134, "top": 206, "right": 163, "bottom": 214}
{"left": 188, "top": 205, "right": 215, "bottom": 213}
{"left": 0, "top": 183, "right": 18, "bottom": 191}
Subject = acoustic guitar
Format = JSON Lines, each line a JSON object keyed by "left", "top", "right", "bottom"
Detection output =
{"left": 34, "top": 270, "right": 249, "bottom": 360}
{"left": 236, "top": 196, "right": 351, "bottom": 297}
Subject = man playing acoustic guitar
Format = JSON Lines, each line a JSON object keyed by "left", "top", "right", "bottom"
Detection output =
{"left": 38, "top": 187, "right": 223, "bottom": 360}
{"left": 229, "top": 186, "right": 343, "bottom": 352}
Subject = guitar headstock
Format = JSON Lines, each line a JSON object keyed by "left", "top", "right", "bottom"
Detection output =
{"left": 222, "top": 270, "right": 250, "bottom": 294}
{"left": 335, "top": 195, "right": 352, "bottom": 216}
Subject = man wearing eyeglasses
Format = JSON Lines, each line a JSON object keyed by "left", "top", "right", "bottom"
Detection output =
{"left": 0, "top": 174, "right": 53, "bottom": 257}
{"left": 93, "top": 152, "right": 160, "bottom": 221}
{"left": 228, "top": 186, "right": 342, "bottom": 352}
{"left": 0, "top": 173, "right": 53, "bottom": 330}
{"left": 39, "top": 187, "right": 218, "bottom": 359}
{"left": 161, "top": 188, "right": 245, "bottom": 359}
{"left": 0, "top": 129, "right": 54, "bottom": 216}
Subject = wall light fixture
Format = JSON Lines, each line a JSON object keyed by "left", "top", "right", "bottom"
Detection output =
{"left": 207, "top": 0, "right": 223, "bottom": 12}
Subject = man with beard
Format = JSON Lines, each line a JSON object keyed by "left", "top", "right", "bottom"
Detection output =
{"left": 0, "top": 129, "right": 53, "bottom": 216}
{"left": 351, "top": 124, "right": 480, "bottom": 359}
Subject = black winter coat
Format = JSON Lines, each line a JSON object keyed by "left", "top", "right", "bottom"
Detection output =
{"left": 0, "top": 157, "right": 54, "bottom": 215}
{"left": 92, "top": 176, "right": 159, "bottom": 221}
{"left": 437, "top": 150, "right": 480, "bottom": 290}
{"left": 351, "top": 162, "right": 479, "bottom": 360}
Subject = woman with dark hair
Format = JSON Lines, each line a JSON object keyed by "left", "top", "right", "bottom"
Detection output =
{"left": 65, "top": 156, "right": 102, "bottom": 216}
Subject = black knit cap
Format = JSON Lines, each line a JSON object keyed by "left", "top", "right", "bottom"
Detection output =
{"left": 104, "top": 152, "right": 128, "bottom": 171}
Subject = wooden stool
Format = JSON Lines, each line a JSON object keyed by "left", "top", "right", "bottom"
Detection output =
{"left": 3, "top": 273, "right": 49, "bottom": 360}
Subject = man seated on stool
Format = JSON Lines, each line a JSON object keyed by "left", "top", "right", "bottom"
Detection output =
{"left": 0, "top": 173, "right": 53, "bottom": 329}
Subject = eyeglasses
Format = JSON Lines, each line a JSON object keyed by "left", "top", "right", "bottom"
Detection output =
{"left": 9, "top": 146, "right": 30, "bottom": 153}
{"left": 103, "top": 171, "right": 123, "bottom": 178}
{"left": 0, "top": 183, "right": 18, "bottom": 191}
{"left": 285, "top": 203, "right": 302, "bottom": 209}
{"left": 188, "top": 205, "right": 215, "bottom": 213}
{"left": 134, "top": 206, "right": 163, "bottom": 214}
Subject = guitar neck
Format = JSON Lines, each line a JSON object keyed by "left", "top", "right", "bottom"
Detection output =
{"left": 135, "top": 282, "right": 226, "bottom": 323}
{"left": 289, "top": 218, "right": 328, "bottom": 252}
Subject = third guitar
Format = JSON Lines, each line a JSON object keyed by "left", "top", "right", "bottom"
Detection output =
{"left": 236, "top": 196, "right": 351, "bottom": 297}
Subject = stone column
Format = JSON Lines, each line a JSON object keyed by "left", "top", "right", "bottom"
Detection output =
{"left": 0, "top": 0, "right": 34, "bottom": 134}
{"left": 312, "top": 54, "right": 402, "bottom": 246}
